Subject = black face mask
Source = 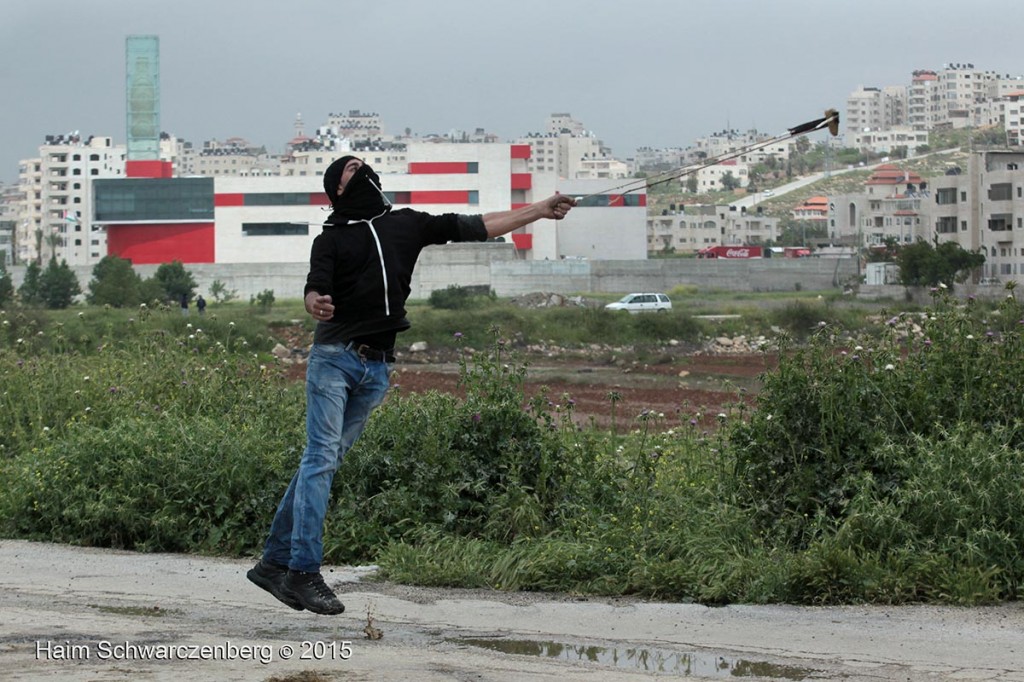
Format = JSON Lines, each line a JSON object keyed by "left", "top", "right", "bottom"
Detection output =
{"left": 327, "top": 163, "right": 391, "bottom": 223}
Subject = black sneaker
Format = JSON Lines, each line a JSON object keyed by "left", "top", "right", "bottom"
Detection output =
{"left": 247, "top": 560, "right": 304, "bottom": 611}
{"left": 284, "top": 570, "right": 346, "bottom": 615}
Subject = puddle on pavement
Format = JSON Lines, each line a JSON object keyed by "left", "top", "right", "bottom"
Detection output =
{"left": 450, "top": 638, "right": 818, "bottom": 679}
{"left": 89, "top": 604, "right": 176, "bottom": 618}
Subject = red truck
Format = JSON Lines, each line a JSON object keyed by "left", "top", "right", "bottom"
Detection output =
{"left": 697, "top": 245, "right": 764, "bottom": 259}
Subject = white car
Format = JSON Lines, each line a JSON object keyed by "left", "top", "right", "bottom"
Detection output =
{"left": 604, "top": 293, "right": 672, "bottom": 313}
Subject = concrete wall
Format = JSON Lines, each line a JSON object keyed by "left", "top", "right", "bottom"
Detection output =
{"left": 7, "top": 247, "right": 858, "bottom": 303}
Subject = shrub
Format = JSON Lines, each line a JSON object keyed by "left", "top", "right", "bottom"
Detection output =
{"left": 0, "top": 261, "right": 13, "bottom": 308}
{"left": 730, "top": 290, "right": 1024, "bottom": 548}
{"left": 251, "top": 289, "right": 275, "bottom": 309}
{"left": 428, "top": 284, "right": 495, "bottom": 310}
{"left": 209, "top": 279, "right": 239, "bottom": 304}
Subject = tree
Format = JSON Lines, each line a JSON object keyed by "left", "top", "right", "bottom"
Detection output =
{"left": 685, "top": 176, "right": 698, "bottom": 193}
{"left": 38, "top": 258, "right": 81, "bottom": 309}
{"left": 19, "top": 260, "right": 42, "bottom": 305}
{"left": 87, "top": 255, "right": 154, "bottom": 307}
{"left": 0, "top": 261, "right": 14, "bottom": 308}
{"left": 897, "top": 237, "right": 985, "bottom": 289}
{"left": 153, "top": 260, "right": 197, "bottom": 304}
{"left": 720, "top": 171, "right": 740, "bottom": 191}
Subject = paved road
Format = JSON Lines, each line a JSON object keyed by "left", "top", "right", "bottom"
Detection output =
{"left": 1, "top": 540, "right": 1022, "bottom": 681}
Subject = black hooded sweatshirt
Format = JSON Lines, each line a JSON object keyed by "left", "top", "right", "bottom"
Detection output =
{"left": 305, "top": 161, "right": 487, "bottom": 349}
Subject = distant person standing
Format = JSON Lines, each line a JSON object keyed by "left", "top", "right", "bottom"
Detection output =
{"left": 196, "top": 295, "right": 207, "bottom": 316}
{"left": 180, "top": 293, "right": 189, "bottom": 316}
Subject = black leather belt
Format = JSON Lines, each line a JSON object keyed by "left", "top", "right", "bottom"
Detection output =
{"left": 349, "top": 343, "right": 395, "bottom": 363}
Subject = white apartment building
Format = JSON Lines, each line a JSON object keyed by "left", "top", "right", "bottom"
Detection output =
{"left": 692, "top": 160, "right": 749, "bottom": 192}
{"left": 193, "top": 138, "right": 280, "bottom": 177}
{"left": 324, "top": 110, "right": 385, "bottom": 143}
{"left": 1003, "top": 92, "right": 1024, "bottom": 147}
{"left": 160, "top": 134, "right": 196, "bottom": 176}
{"left": 845, "top": 86, "right": 907, "bottom": 137}
{"left": 14, "top": 158, "right": 41, "bottom": 264}
{"left": 0, "top": 183, "right": 17, "bottom": 266}
{"left": 908, "top": 70, "right": 944, "bottom": 131}
{"left": 16, "top": 134, "right": 125, "bottom": 266}
{"left": 647, "top": 204, "right": 778, "bottom": 254}
{"left": 688, "top": 129, "right": 792, "bottom": 166}
{"left": 864, "top": 64, "right": 1024, "bottom": 138}
{"left": 846, "top": 126, "right": 930, "bottom": 156}
{"left": 516, "top": 113, "right": 627, "bottom": 180}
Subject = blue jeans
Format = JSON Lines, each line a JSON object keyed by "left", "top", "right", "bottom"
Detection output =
{"left": 262, "top": 343, "right": 391, "bottom": 572}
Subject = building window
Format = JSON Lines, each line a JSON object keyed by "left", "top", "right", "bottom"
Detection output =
{"left": 242, "top": 222, "right": 309, "bottom": 236}
{"left": 95, "top": 177, "right": 215, "bottom": 222}
{"left": 988, "top": 214, "right": 1012, "bottom": 231}
{"left": 936, "top": 217, "right": 957, "bottom": 234}
{"left": 989, "top": 183, "right": 1012, "bottom": 201}
{"left": 244, "top": 192, "right": 310, "bottom": 206}
{"left": 935, "top": 187, "right": 957, "bottom": 205}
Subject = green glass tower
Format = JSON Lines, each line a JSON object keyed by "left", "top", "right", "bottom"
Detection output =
{"left": 125, "top": 35, "right": 160, "bottom": 161}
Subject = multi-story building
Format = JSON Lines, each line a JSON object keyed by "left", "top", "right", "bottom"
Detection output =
{"left": 846, "top": 127, "right": 930, "bottom": 156}
{"left": 930, "top": 148, "right": 1024, "bottom": 281}
{"left": 15, "top": 134, "right": 126, "bottom": 266}
{"left": 1005, "top": 91, "right": 1024, "bottom": 147}
{"left": 688, "top": 129, "right": 791, "bottom": 166}
{"left": 647, "top": 204, "right": 778, "bottom": 254}
{"left": 940, "top": 63, "right": 989, "bottom": 129}
{"left": 692, "top": 159, "right": 749, "bottom": 192}
{"left": 908, "top": 70, "right": 943, "bottom": 131}
{"left": 845, "top": 86, "right": 907, "bottom": 137}
{"left": 93, "top": 141, "right": 648, "bottom": 265}
{"left": 160, "top": 133, "right": 197, "bottom": 176}
{"left": 861, "top": 65, "right": 1024, "bottom": 138}
{"left": 829, "top": 164, "right": 928, "bottom": 248}
{"left": 516, "top": 113, "right": 627, "bottom": 180}
{"left": 0, "top": 182, "right": 18, "bottom": 266}
{"left": 324, "top": 110, "right": 385, "bottom": 144}
{"left": 16, "top": 158, "right": 43, "bottom": 264}
{"left": 193, "top": 138, "right": 280, "bottom": 177}
{"left": 828, "top": 150, "right": 1024, "bottom": 284}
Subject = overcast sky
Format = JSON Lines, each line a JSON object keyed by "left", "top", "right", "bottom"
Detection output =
{"left": 2, "top": 0, "right": 1022, "bottom": 184}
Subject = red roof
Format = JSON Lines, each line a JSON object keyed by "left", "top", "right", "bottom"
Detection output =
{"left": 866, "top": 164, "right": 923, "bottom": 185}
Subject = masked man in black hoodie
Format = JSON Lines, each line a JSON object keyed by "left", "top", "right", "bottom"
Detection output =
{"left": 248, "top": 155, "right": 575, "bottom": 614}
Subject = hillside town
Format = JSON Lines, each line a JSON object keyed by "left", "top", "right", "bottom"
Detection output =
{"left": 1, "top": 44, "right": 1022, "bottom": 288}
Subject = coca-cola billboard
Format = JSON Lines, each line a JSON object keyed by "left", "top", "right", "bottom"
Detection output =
{"left": 699, "top": 245, "right": 763, "bottom": 259}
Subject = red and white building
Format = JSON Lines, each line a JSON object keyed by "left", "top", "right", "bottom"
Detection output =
{"left": 94, "top": 142, "right": 649, "bottom": 264}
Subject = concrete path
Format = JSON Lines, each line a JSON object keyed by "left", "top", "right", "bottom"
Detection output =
{"left": 1, "top": 540, "right": 1021, "bottom": 681}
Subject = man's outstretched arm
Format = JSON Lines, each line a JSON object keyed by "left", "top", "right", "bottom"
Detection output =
{"left": 482, "top": 194, "right": 576, "bottom": 239}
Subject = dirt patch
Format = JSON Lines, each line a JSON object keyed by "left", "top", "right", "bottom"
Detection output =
{"left": 277, "top": 327, "right": 775, "bottom": 431}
